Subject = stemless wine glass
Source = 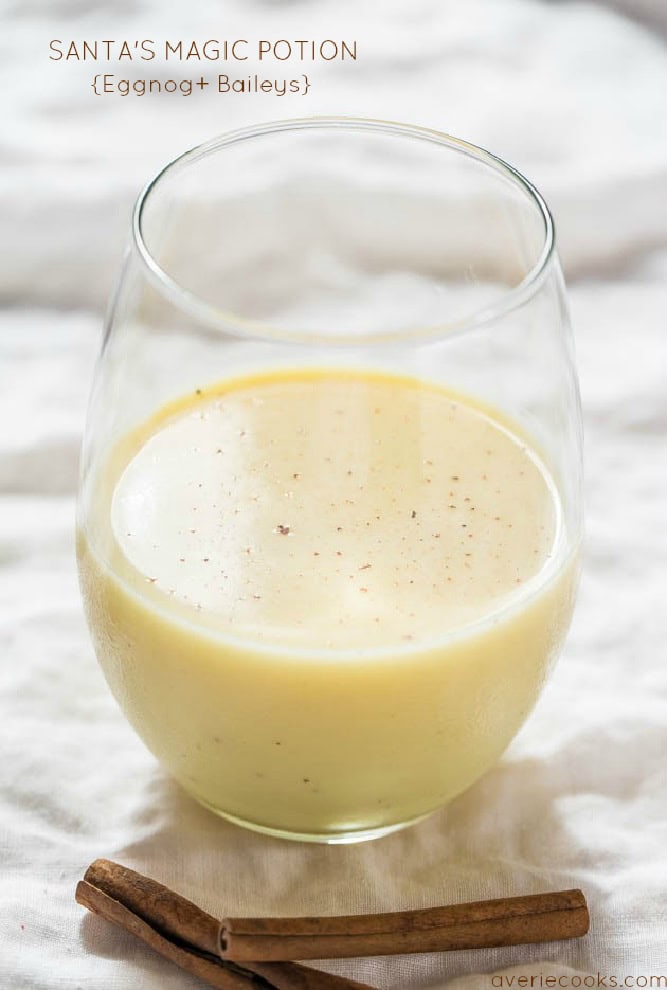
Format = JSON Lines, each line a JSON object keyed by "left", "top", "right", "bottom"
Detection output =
{"left": 77, "top": 118, "right": 583, "bottom": 843}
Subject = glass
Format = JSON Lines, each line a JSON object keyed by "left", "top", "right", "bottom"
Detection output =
{"left": 77, "top": 118, "right": 583, "bottom": 843}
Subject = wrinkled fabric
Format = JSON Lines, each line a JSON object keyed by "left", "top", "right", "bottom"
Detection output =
{"left": 1, "top": 1, "right": 666, "bottom": 987}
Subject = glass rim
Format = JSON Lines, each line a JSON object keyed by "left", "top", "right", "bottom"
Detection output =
{"left": 131, "top": 115, "right": 556, "bottom": 345}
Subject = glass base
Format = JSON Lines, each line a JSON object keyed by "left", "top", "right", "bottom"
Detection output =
{"left": 195, "top": 795, "right": 433, "bottom": 844}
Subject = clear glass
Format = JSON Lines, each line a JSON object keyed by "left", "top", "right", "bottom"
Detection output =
{"left": 77, "top": 118, "right": 583, "bottom": 843}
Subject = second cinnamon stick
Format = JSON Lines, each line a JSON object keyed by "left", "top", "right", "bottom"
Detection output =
{"left": 78, "top": 859, "right": 376, "bottom": 990}
{"left": 220, "top": 889, "right": 589, "bottom": 961}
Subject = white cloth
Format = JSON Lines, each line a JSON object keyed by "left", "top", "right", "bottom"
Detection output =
{"left": 1, "top": 1, "right": 666, "bottom": 988}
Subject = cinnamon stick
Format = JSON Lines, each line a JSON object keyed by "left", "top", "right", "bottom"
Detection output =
{"left": 76, "top": 860, "right": 375, "bottom": 990}
{"left": 77, "top": 858, "right": 589, "bottom": 979}
{"left": 220, "top": 889, "right": 589, "bottom": 961}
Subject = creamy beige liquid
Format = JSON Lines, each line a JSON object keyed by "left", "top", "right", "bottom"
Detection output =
{"left": 78, "top": 370, "right": 576, "bottom": 839}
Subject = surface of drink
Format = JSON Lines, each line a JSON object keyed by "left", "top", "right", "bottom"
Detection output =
{"left": 78, "top": 369, "right": 577, "bottom": 840}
